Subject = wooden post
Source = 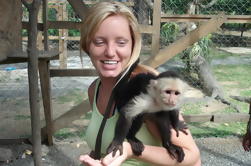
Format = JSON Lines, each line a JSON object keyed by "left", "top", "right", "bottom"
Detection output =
{"left": 22, "top": 0, "right": 43, "bottom": 165}
{"left": 151, "top": 0, "right": 161, "bottom": 56}
{"left": 57, "top": 3, "right": 68, "bottom": 68}
{"left": 37, "top": 6, "right": 43, "bottom": 50}
{"left": 42, "top": 0, "right": 48, "bottom": 50}
{"left": 39, "top": 60, "right": 53, "bottom": 145}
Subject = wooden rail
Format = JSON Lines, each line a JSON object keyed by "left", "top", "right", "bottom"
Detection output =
{"left": 161, "top": 14, "right": 251, "bottom": 23}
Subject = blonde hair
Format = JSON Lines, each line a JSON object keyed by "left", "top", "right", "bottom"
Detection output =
{"left": 80, "top": 1, "right": 141, "bottom": 76}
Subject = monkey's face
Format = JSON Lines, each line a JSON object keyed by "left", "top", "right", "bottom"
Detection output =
{"left": 149, "top": 78, "right": 185, "bottom": 110}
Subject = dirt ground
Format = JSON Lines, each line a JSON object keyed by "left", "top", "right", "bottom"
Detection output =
{"left": 0, "top": 49, "right": 251, "bottom": 165}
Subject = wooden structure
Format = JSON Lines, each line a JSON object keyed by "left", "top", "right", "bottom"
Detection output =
{"left": 23, "top": 0, "right": 251, "bottom": 144}
{"left": 0, "top": 0, "right": 250, "bottom": 165}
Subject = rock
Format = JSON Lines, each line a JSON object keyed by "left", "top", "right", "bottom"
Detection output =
{"left": 0, "top": 147, "right": 13, "bottom": 161}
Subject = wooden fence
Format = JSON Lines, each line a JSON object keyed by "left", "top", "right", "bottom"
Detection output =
{"left": 20, "top": 0, "right": 251, "bottom": 144}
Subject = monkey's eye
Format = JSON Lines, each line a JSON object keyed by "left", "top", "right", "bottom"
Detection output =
{"left": 165, "top": 90, "right": 171, "bottom": 94}
{"left": 175, "top": 91, "right": 180, "bottom": 95}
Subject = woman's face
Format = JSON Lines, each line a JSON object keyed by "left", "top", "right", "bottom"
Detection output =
{"left": 89, "top": 15, "right": 133, "bottom": 79}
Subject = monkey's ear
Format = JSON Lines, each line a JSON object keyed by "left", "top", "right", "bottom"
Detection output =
{"left": 150, "top": 80, "right": 158, "bottom": 88}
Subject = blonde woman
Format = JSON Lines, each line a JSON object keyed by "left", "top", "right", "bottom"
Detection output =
{"left": 79, "top": 2, "right": 201, "bottom": 166}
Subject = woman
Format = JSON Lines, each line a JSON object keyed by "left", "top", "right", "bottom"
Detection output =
{"left": 79, "top": 2, "right": 201, "bottom": 166}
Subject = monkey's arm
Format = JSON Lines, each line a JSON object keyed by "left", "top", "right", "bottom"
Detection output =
{"left": 169, "top": 110, "right": 188, "bottom": 137}
{"left": 107, "top": 111, "right": 133, "bottom": 157}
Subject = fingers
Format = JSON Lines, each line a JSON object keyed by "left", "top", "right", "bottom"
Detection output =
{"left": 79, "top": 155, "right": 103, "bottom": 166}
{"left": 102, "top": 150, "right": 121, "bottom": 166}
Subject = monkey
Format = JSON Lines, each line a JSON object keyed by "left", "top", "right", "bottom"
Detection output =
{"left": 107, "top": 70, "right": 188, "bottom": 162}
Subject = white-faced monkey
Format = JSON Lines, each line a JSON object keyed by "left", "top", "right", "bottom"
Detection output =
{"left": 107, "top": 70, "right": 188, "bottom": 162}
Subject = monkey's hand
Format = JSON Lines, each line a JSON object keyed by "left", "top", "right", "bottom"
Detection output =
{"left": 163, "top": 143, "right": 185, "bottom": 163}
{"left": 107, "top": 140, "right": 123, "bottom": 157}
{"left": 174, "top": 121, "right": 188, "bottom": 137}
{"left": 127, "top": 138, "right": 145, "bottom": 156}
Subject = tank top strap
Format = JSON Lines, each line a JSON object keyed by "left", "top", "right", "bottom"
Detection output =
{"left": 93, "top": 79, "right": 101, "bottom": 112}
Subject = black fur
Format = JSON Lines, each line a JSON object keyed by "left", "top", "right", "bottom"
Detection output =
{"left": 107, "top": 71, "right": 188, "bottom": 162}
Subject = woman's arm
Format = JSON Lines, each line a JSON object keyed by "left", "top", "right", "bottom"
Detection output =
{"left": 102, "top": 114, "right": 201, "bottom": 166}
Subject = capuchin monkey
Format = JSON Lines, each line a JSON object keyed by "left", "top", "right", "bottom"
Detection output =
{"left": 107, "top": 70, "right": 188, "bottom": 162}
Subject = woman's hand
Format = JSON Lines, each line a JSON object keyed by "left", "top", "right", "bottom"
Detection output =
{"left": 79, "top": 154, "right": 103, "bottom": 166}
{"left": 101, "top": 142, "right": 133, "bottom": 166}
{"left": 79, "top": 142, "right": 132, "bottom": 166}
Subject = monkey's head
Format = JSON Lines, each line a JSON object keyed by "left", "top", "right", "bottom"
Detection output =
{"left": 148, "top": 77, "right": 187, "bottom": 110}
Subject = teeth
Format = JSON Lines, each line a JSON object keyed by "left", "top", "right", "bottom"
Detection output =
{"left": 102, "top": 60, "right": 118, "bottom": 64}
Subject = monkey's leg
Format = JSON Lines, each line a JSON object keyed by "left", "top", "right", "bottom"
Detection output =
{"left": 169, "top": 110, "right": 188, "bottom": 137}
{"left": 107, "top": 112, "right": 132, "bottom": 157}
{"left": 155, "top": 113, "right": 185, "bottom": 162}
{"left": 126, "top": 114, "right": 145, "bottom": 156}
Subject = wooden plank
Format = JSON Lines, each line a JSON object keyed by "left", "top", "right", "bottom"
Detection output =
{"left": 57, "top": 4, "right": 68, "bottom": 68}
{"left": 42, "top": 0, "right": 49, "bottom": 50}
{"left": 0, "top": 138, "right": 30, "bottom": 145}
{"left": 39, "top": 60, "right": 53, "bottom": 145}
{"left": 161, "top": 14, "right": 251, "bottom": 23}
{"left": 183, "top": 114, "right": 213, "bottom": 123}
{"left": 41, "top": 99, "right": 91, "bottom": 140}
{"left": 151, "top": 0, "right": 161, "bottom": 56}
{"left": 22, "top": 21, "right": 154, "bottom": 34}
{"left": 67, "top": 0, "right": 88, "bottom": 20}
{"left": 50, "top": 0, "right": 134, "bottom": 6}
{"left": 143, "top": 14, "right": 227, "bottom": 68}
{"left": 50, "top": 68, "right": 98, "bottom": 77}
{"left": 0, "top": 50, "right": 59, "bottom": 64}
{"left": 183, "top": 113, "right": 250, "bottom": 123}
{"left": 213, "top": 113, "right": 250, "bottom": 123}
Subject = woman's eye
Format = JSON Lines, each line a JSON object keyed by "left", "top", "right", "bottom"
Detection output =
{"left": 93, "top": 39, "right": 104, "bottom": 46}
{"left": 117, "top": 39, "right": 128, "bottom": 46}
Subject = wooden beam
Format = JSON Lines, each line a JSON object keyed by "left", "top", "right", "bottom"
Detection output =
{"left": 143, "top": 14, "right": 227, "bottom": 68}
{"left": 151, "top": 0, "right": 161, "bottom": 56}
{"left": 50, "top": 68, "right": 98, "bottom": 77}
{"left": 67, "top": 0, "right": 88, "bottom": 20}
{"left": 39, "top": 60, "right": 53, "bottom": 145}
{"left": 213, "top": 113, "right": 250, "bottom": 123}
{"left": 22, "top": 21, "right": 154, "bottom": 34}
{"left": 41, "top": 99, "right": 91, "bottom": 140}
{"left": 0, "top": 50, "right": 59, "bottom": 64}
{"left": 161, "top": 14, "right": 251, "bottom": 23}
{"left": 183, "top": 113, "right": 250, "bottom": 123}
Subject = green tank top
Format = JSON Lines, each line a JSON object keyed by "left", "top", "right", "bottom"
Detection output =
{"left": 84, "top": 79, "right": 160, "bottom": 166}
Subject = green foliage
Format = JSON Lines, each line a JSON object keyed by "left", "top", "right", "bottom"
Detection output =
{"left": 188, "top": 34, "right": 213, "bottom": 61}
{"left": 68, "top": 30, "right": 80, "bottom": 37}
{"left": 160, "top": 22, "right": 179, "bottom": 44}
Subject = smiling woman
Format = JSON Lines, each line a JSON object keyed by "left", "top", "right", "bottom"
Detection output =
{"left": 79, "top": 1, "right": 201, "bottom": 166}
{"left": 88, "top": 15, "right": 132, "bottom": 78}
